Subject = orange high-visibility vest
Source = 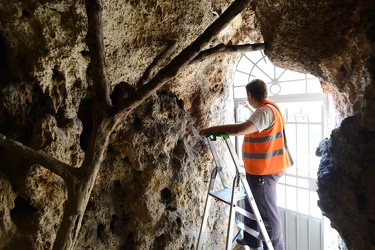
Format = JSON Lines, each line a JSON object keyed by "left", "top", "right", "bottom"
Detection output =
{"left": 242, "top": 100, "right": 291, "bottom": 175}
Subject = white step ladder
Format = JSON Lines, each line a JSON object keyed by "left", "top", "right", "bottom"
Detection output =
{"left": 197, "top": 133, "right": 274, "bottom": 250}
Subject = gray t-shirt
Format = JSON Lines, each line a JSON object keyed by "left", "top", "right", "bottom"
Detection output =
{"left": 247, "top": 106, "right": 274, "bottom": 132}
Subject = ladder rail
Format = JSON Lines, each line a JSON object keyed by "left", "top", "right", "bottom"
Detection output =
{"left": 197, "top": 166, "right": 220, "bottom": 249}
{"left": 207, "top": 139, "right": 227, "bottom": 188}
{"left": 197, "top": 191, "right": 212, "bottom": 250}
{"left": 226, "top": 174, "right": 243, "bottom": 250}
{"left": 224, "top": 138, "right": 246, "bottom": 176}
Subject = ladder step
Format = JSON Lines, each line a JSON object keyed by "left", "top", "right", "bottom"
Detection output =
{"left": 236, "top": 221, "right": 265, "bottom": 241}
{"left": 235, "top": 206, "right": 257, "bottom": 220}
{"left": 209, "top": 187, "right": 247, "bottom": 205}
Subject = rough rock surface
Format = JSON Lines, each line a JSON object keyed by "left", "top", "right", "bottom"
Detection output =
{"left": 316, "top": 116, "right": 375, "bottom": 250}
{"left": 0, "top": 0, "right": 374, "bottom": 250}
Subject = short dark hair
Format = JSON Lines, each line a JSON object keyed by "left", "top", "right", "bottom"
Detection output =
{"left": 245, "top": 79, "right": 268, "bottom": 102}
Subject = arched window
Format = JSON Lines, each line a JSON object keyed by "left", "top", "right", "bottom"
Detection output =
{"left": 233, "top": 51, "right": 323, "bottom": 98}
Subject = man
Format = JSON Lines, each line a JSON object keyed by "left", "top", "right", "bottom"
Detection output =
{"left": 199, "top": 79, "right": 291, "bottom": 250}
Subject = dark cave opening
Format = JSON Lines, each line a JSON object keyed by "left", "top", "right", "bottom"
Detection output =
{"left": 10, "top": 195, "right": 36, "bottom": 227}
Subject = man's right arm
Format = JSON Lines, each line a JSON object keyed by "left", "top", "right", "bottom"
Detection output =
{"left": 199, "top": 121, "right": 258, "bottom": 136}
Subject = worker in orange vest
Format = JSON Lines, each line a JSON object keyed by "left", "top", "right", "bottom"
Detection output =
{"left": 200, "top": 79, "right": 292, "bottom": 250}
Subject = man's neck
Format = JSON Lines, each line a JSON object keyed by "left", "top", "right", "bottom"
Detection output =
{"left": 253, "top": 100, "right": 263, "bottom": 109}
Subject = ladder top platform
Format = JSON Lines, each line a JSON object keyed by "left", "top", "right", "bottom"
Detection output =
{"left": 209, "top": 187, "right": 247, "bottom": 205}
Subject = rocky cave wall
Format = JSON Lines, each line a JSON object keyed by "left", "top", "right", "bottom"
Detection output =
{"left": 0, "top": 0, "right": 374, "bottom": 250}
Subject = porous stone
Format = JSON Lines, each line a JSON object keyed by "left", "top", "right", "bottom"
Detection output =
{"left": 0, "top": 0, "right": 374, "bottom": 249}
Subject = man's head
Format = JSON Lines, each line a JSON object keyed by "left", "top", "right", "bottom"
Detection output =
{"left": 245, "top": 79, "right": 268, "bottom": 102}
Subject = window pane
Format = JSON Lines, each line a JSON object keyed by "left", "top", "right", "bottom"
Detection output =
{"left": 236, "top": 106, "right": 251, "bottom": 122}
{"left": 234, "top": 87, "right": 247, "bottom": 98}
{"left": 309, "top": 124, "right": 323, "bottom": 145}
{"left": 297, "top": 178, "right": 309, "bottom": 189}
{"left": 286, "top": 175, "right": 296, "bottom": 186}
{"left": 244, "top": 51, "right": 263, "bottom": 62}
{"left": 298, "top": 189, "right": 309, "bottom": 215}
{"left": 279, "top": 174, "right": 286, "bottom": 184}
{"left": 286, "top": 186, "right": 297, "bottom": 211}
{"left": 236, "top": 55, "right": 253, "bottom": 73}
{"left": 306, "top": 104, "right": 323, "bottom": 122}
{"left": 278, "top": 80, "right": 307, "bottom": 95}
{"left": 234, "top": 71, "right": 250, "bottom": 86}
{"left": 275, "top": 66, "right": 288, "bottom": 80}
{"left": 278, "top": 68, "right": 302, "bottom": 82}
{"left": 296, "top": 124, "right": 309, "bottom": 177}
{"left": 307, "top": 78, "right": 323, "bottom": 93}
{"left": 310, "top": 191, "right": 322, "bottom": 218}
{"left": 249, "top": 64, "right": 272, "bottom": 82}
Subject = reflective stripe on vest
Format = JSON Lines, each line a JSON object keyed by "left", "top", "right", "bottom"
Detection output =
{"left": 243, "top": 148, "right": 285, "bottom": 159}
{"left": 242, "top": 100, "right": 290, "bottom": 175}
{"left": 243, "top": 132, "right": 283, "bottom": 143}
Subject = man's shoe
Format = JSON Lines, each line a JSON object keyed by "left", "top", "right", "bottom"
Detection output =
{"left": 236, "top": 238, "right": 249, "bottom": 246}
{"left": 236, "top": 238, "right": 264, "bottom": 250}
